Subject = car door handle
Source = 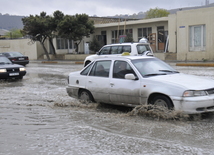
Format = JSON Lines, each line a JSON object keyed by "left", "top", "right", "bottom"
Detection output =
{"left": 110, "top": 83, "right": 114, "bottom": 87}
{"left": 88, "top": 80, "right": 92, "bottom": 83}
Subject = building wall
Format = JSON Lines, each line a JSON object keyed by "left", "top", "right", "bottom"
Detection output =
{"left": 1, "top": 7, "right": 214, "bottom": 61}
{"left": 168, "top": 14, "right": 177, "bottom": 53}
{"left": 175, "top": 7, "right": 214, "bottom": 61}
{"left": 0, "top": 39, "right": 41, "bottom": 60}
{"left": 94, "top": 20, "right": 169, "bottom": 52}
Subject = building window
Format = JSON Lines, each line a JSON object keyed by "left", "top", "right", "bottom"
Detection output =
{"left": 56, "top": 38, "right": 72, "bottom": 49}
{"left": 138, "top": 27, "right": 152, "bottom": 41}
{"left": 111, "top": 29, "right": 133, "bottom": 43}
{"left": 189, "top": 25, "right": 206, "bottom": 51}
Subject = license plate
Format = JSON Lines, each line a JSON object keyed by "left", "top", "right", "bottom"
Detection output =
{"left": 9, "top": 73, "right": 19, "bottom": 76}
{"left": 19, "top": 58, "right": 24, "bottom": 60}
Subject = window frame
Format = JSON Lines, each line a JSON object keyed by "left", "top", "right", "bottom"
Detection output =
{"left": 89, "top": 60, "right": 111, "bottom": 78}
{"left": 189, "top": 25, "right": 206, "bottom": 51}
{"left": 138, "top": 27, "right": 152, "bottom": 41}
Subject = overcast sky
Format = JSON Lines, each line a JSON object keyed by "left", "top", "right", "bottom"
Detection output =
{"left": 1, "top": 0, "right": 213, "bottom": 17}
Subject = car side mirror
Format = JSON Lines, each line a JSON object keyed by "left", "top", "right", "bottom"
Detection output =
{"left": 125, "top": 74, "right": 138, "bottom": 80}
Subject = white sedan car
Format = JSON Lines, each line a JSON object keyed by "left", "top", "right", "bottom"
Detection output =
{"left": 67, "top": 56, "right": 214, "bottom": 114}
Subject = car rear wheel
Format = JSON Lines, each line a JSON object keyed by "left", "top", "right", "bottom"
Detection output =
{"left": 150, "top": 95, "right": 173, "bottom": 111}
{"left": 79, "top": 89, "right": 94, "bottom": 103}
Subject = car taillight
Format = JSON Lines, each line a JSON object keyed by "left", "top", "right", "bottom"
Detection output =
{"left": 11, "top": 58, "right": 16, "bottom": 61}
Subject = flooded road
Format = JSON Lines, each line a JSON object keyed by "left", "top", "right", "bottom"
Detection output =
{"left": 0, "top": 62, "right": 214, "bottom": 155}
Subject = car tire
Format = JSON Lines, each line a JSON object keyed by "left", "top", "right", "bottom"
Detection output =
{"left": 79, "top": 89, "right": 94, "bottom": 103}
{"left": 150, "top": 95, "right": 173, "bottom": 110}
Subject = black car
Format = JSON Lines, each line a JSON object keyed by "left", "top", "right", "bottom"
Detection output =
{"left": 0, "top": 52, "right": 29, "bottom": 66}
{"left": 0, "top": 56, "right": 26, "bottom": 79}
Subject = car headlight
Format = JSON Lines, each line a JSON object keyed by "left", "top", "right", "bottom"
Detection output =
{"left": 183, "top": 90, "right": 207, "bottom": 97}
{"left": 19, "top": 68, "right": 26, "bottom": 71}
{"left": 0, "top": 69, "right": 7, "bottom": 73}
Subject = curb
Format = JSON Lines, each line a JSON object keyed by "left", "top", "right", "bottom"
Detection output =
{"left": 36, "top": 61, "right": 84, "bottom": 64}
{"left": 176, "top": 63, "right": 214, "bottom": 67}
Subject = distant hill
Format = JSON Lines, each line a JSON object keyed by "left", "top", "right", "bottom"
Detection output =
{"left": 0, "top": 3, "right": 214, "bottom": 30}
{"left": 0, "top": 14, "right": 25, "bottom": 30}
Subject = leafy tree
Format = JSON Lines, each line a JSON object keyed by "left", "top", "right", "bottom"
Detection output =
{"left": 145, "top": 8, "right": 170, "bottom": 19}
{"left": 5, "top": 29, "right": 23, "bottom": 39}
{"left": 22, "top": 12, "right": 53, "bottom": 60}
{"left": 89, "top": 36, "right": 102, "bottom": 53}
{"left": 57, "top": 13, "right": 95, "bottom": 53}
{"left": 22, "top": 11, "right": 65, "bottom": 60}
{"left": 48, "top": 10, "right": 64, "bottom": 57}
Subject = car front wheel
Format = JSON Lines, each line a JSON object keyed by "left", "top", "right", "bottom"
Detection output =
{"left": 150, "top": 95, "right": 173, "bottom": 111}
{"left": 79, "top": 89, "right": 94, "bottom": 103}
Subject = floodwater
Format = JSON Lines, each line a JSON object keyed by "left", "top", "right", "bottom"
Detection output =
{"left": 0, "top": 63, "right": 214, "bottom": 155}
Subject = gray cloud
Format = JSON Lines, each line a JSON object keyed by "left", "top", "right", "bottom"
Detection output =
{"left": 0, "top": 0, "right": 213, "bottom": 16}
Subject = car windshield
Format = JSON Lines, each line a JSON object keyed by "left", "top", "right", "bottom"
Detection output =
{"left": 136, "top": 44, "right": 151, "bottom": 54}
{"left": 7, "top": 52, "right": 23, "bottom": 57}
{"left": 0, "top": 57, "right": 12, "bottom": 64}
{"left": 132, "top": 58, "right": 179, "bottom": 77}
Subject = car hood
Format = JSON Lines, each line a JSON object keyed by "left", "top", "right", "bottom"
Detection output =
{"left": 0, "top": 63, "right": 24, "bottom": 68}
{"left": 149, "top": 73, "right": 214, "bottom": 90}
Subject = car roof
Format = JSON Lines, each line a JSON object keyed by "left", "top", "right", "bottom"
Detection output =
{"left": 2, "top": 51, "right": 19, "bottom": 53}
{"left": 103, "top": 42, "right": 150, "bottom": 47}
{"left": 93, "top": 55, "right": 156, "bottom": 62}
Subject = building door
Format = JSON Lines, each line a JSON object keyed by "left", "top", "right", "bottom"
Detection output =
{"left": 84, "top": 42, "right": 89, "bottom": 54}
{"left": 157, "top": 26, "right": 165, "bottom": 51}
{"left": 148, "top": 33, "right": 156, "bottom": 52}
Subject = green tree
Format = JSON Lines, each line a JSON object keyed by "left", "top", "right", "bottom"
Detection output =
{"left": 89, "top": 36, "right": 102, "bottom": 53}
{"left": 48, "top": 10, "right": 65, "bottom": 57}
{"left": 5, "top": 29, "right": 23, "bottom": 39}
{"left": 22, "top": 11, "right": 65, "bottom": 60}
{"left": 145, "top": 8, "right": 170, "bottom": 19}
{"left": 22, "top": 12, "right": 53, "bottom": 60}
{"left": 57, "top": 13, "right": 95, "bottom": 53}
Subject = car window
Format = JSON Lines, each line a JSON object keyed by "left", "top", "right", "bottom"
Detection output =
{"left": 99, "top": 47, "right": 111, "bottom": 55}
{"left": 80, "top": 62, "right": 93, "bottom": 75}
{"left": 113, "top": 60, "right": 136, "bottom": 79}
{"left": 89, "top": 60, "right": 111, "bottom": 77}
{"left": 137, "top": 44, "right": 151, "bottom": 54}
{"left": 0, "top": 57, "right": 12, "bottom": 64}
{"left": 3, "top": 53, "right": 10, "bottom": 57}
{"left": 132, "top": 58, "right": 177, "bottom": 76}
{"left": 122, "top": 46, "right": 131, "bottom": 53}
{"left": 8, "top": 52, "right": 23, "bottom": 57}
{"left": 111, "top": 46, "right": 119, "bottom": 54}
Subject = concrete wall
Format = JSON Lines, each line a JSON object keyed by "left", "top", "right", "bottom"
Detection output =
{"left": 0, "top": 39, "right": 41, "bottom": 60}
{"left": 168, "top": 14, "right": 177, "bottom": 53}
{"left": 52, "top": 36, "right": 92, "bottom": 55}
{"left": 176, "top": 7, "right": 214, "bottom": 61}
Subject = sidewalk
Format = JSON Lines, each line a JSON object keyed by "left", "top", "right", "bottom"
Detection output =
{"left": 30, "top": 60, "right": 84, "bottom": 64}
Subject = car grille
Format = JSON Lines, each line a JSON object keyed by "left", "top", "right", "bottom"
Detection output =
{"left": 206, "top": 88, "right": 214, "bottom": 95}
{"left": 7, "top": 68, "right": 19, "bottom": 72}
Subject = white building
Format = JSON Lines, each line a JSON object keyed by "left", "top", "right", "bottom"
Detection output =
{"left": 0, "top": 6, "right": 214, "bottom": 61}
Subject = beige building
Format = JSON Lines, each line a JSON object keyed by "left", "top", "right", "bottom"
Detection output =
{"left": 169, "top": 7, "right": 214, "bottom": 61}
{"left": 0, "top": 6, "right": 214, "bottom": 61}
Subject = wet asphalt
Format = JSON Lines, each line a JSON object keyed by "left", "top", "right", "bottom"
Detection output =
{"left": 0, "top": 62, "right": 214, "bottom": 155}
